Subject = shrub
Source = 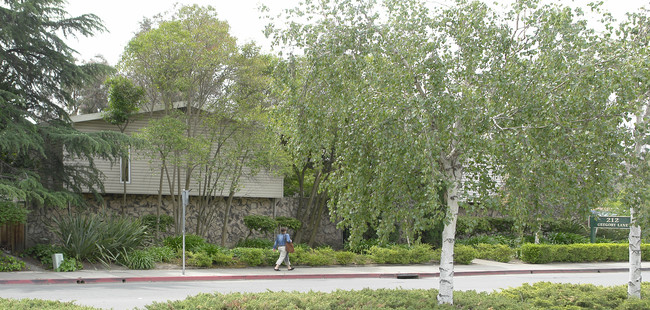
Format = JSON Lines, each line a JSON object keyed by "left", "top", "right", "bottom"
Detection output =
{"left": 458, "top": 234, "right": 518, "bottom": 247}
{"left": 520, "top": 243, "right": 554, "bottom": 263}
{"left": 334, "top": 251, "right": 357, "bottom": 265}
{"left": 51, "top": 213, "right": 103, "bottom": 261}
{"left": 145, "top": 246, "right": 177, "bottom": 263}
{"left": 143, "top": 283, "right": 650, "bottom": 310}
{"left": 456, "top": 216, "right": 490, "bottom": 236}
{"left": 0, "top": 298, "right": 97, "bottom": 309}
{"left": 519, "top": 243, "right": 647, "bottom": 263}
{"left": 243, "top": 215, "right": 277, "bottom": 238}
{"left": 540, "top": 219, "right": 587, "bottom": 234}
{"left": 407, "top": 244, "right": 436, "bottom": 264}
{"left": 353, "top": 254, "right": 370, "bottom": 265}
{"left": 457, "top": 216, "right": 515, "bottom": 237}
{"left": 299, "top": 248, "right": 336, "bottom": 266}
{"left": 473, "top": 243, "right": 515, "bottom": 262}
{"left": 56, "top": 257, "right": 82, "bottom": 272}
{"left": 96, "top": 216, "right": 149, "bottom": 262}
{"left": 489, "top": 218, "right": 516, "bottom": 234}
{"left": 344, "top": 238, "right": 379, "bottom": 254}
{"left": 0, "top": 201, "right": 29, "bottom": 225}
{"left": 0, "top": 254, "right": 25, "bottom": 271}
{"left": 120, "top": 250, "right": 155, "bottom": 270}
{"left": 187, "top": 251, "right": 212, "bottom": 268}
{"left": 197, "top": 243, "right": 228, "bottom": 256}
{"left": 163, "top": 234, "right": 207, "bottom": 252}
{"left": 275, "top": 216, "right": 302, "bottom": 231}
{"left": 211, "top": 252, "right": 235, "bottom": 266}
{"left": 22, "top": 244, "right": 65, "bottom": 268}
{"left": 52, "top": 213, "right": 147, "bottom": 262}
{"left": 235, "top": 238, "right": 274, "bottom": 249}
{"left": 454, "top": 244, "right": 478, "bottom": 265}
{"left": 545, "top": 232, "right": 589, "bottom": 244}
{"left": 368, "top": 245, "right": 409, "bottom": 264}
{"left": 597, "top": 229, "right": 629, "bottom": 241}
{"left": 367, "top": 244, "right": 436, "bottom": 265}
{"left": 232, "top": 248, "right": 268, "bottom": 266}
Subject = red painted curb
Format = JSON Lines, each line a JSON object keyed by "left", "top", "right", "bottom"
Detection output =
{"left": 0, "top": 268, "right": 645, "bottom": 285}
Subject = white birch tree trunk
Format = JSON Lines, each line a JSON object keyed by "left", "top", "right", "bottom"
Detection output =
{"left": 437, "top": 156, "right": 462, "bottom": 305}
{"left": 628, "top": 107, "right": 647, "bottom": 299}
{"left": 629, "top": 207, "right": 642, "bottom": 298}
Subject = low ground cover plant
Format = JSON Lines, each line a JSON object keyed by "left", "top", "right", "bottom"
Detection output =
{"left": 0, "top": 298, "right": 96, "bottom": 310}
{"left": 2, "top": 283, "right": 650, "bottom": 309}
{"left": 0, "top": 254, "right": 25, "bottom": 271}
{"left": 20, "top": 244, "right": 64, "bottom": 269}
{"left": 144, "top": 282, "right": 650, "bottom": 309}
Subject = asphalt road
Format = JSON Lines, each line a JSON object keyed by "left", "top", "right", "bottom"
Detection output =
{"left": 2, "top": 271, "right": 648, "bottom": 309}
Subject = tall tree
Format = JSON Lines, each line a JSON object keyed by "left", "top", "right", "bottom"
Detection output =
{"left": 67, "top": 55, "right": 116, "bottom": 115}
{"left": 611, "top": 8, "right": 650, "bottom": 299}
{"left": 103, "top": 75, "right": 144, "bottom": 212}
{"left": 269, "top": 0, "right": 621, "bottom": 304}
{"left": 270, "top": 56, "right": 339, "bottom": 246}
{"left": 0, "top": 0, "right": 131, "bottom": 218}
{"left": 121, "top": 5, "right": 277, "bottom": 243}
{"left": 120, "top": 4, "right": 238, "bottom": 234}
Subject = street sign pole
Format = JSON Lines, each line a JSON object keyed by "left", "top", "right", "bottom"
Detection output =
{"left": 182, "top": 189, "right": 189, "bottom": 276}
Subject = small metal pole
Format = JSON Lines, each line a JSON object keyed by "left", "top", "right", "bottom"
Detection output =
{"left": 182, "top": 189, "right": 189, "bottom": 276}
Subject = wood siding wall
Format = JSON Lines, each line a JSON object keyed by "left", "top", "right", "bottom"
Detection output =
{"left": 69, "top": 113, "right": 283, "bottom": 198}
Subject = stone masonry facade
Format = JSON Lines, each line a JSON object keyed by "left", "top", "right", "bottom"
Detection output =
{"left": 26, "top": 194, "right": 343, "bottom": 249}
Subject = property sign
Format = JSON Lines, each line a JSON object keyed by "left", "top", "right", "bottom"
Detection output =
{"left": 589, "top": 215, "right": 630, "bottom": 243}
{"left": 588, "top": 216, "right": 631, "bottom": 229}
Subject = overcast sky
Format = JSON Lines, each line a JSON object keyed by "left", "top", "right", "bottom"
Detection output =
{"left": 63, "top": 0, "right": 649, "bottom": 66}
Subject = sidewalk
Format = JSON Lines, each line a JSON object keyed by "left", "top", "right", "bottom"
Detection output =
{"left": 2, "top": 260, "right": 648, "bottom": 285}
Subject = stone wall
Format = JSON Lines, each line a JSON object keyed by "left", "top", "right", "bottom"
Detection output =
{"left": 26, "top": 194, "right": 343, "bottom": 249}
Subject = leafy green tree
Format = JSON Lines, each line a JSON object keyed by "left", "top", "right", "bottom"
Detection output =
{"left": 270, "top": 55, "right": 340, "bottom": 246}
{"left": 104, "top": 76, "right": 143, "bottom": 132}
{"left": 122, "top": 6, "right": 278, "bottom": 245}
{"left": 0, "top": 0, "right": 131, "bottom": 218}
{"left": 610, "top": 8, "right": 650, "bottom": 299}
{"left": 197, "top": 44, "right": 278, "bottom": 246}
{"left": 66, "top": 55, "right": 116, "bottom": 115}
{"left": 103, "top": 75, "right": 144, "bottom": 212}
{"left": 133, "top": 114, "right": 189, "bottom": 239}
{"left": 268, "top": 0, "right": 622, "bottom": 304}
{"left": 120, "top": 5, "right": 239, "bottom": 234}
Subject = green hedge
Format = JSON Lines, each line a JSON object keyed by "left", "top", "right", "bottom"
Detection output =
{"left": 3, "top": 282, "right": 650, "bottom": 309}
{"left": 520, "top": 243, "right": 650, "bottom": 263}
{"left": 145, "top": 282, "right": 650, "bottom": 309}
{"left": 473, "top": 244, "right": 515, "bottom": 263}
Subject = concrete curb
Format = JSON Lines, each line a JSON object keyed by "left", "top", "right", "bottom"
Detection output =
{"left": 3, "top": 267, "right": 647, "bottom": 285}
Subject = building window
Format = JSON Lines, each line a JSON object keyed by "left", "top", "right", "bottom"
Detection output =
{"left": 120, "top": 150, "right": 131, "bottom": 184}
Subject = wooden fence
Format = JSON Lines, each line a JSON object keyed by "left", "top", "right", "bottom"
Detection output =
{"left": 0, "top": 223, "right": 25, "bottom": 253}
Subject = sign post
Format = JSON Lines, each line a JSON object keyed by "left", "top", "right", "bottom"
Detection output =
{"left": 588, "top": 216, "right": 631, "bottom": 243}
{"left": 181, "top": 189, "right": 190, "bottom": 275}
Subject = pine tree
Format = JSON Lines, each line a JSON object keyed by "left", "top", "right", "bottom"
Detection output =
{"left": 0, "top": 0, "right": 131, "bottom": 222}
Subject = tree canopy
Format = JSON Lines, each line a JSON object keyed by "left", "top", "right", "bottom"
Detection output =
{"left": 267, "top": 0, "right": 628, "bottom": 304}
{"left": 0, "top": 0, "right": 132, "bottom": 219}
